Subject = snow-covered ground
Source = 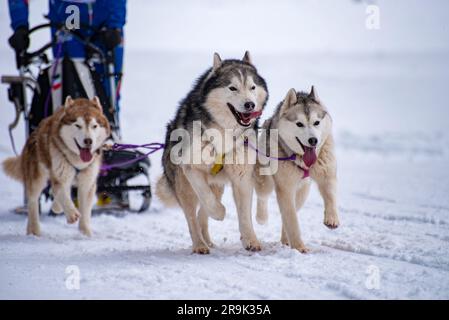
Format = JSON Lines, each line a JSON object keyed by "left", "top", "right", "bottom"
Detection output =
{"left": 1, "top": 0, "right": 449, "bottom": 299}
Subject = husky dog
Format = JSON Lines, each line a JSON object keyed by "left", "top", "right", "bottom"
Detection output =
{"left": 156, "top": 51, "right": 268, "bottom": 254}
{"left": 2, "top": 97, "right": 110, "bottom": 236}
{"left": 254, "top": 87, "right": 339, "bottom": 253}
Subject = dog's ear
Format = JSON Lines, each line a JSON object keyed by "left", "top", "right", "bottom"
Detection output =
{"left": 213, "top": 52, "right": 222, "bottom": 71}
{"left": 308, "top": 85, "right": 319, "bottom": 101}
{"left": 280, "top": 88, "right": 297, "bottom": 115}
{"left": 57, "top": 96, "right": 71, "bottom": 121}
{"left": 285, "top": 88, "right": 297, "bottom": 107}
{"left": 91, "top": 96, "right": 104, "bottom": 112}
{"left": 64, "top": 96, "right": 74, "bottom": 108}
{"left": 242, "top": 51, "right": 252, "bottom": 65}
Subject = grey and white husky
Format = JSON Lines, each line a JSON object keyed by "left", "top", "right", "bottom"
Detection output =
{"left": 156, "top": 52, "right": 269, "bottom": 254}
{"left": 254, "top": 87, "right": 340, "bottom": 253}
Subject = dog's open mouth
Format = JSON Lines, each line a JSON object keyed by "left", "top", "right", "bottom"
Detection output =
{"left": 74, "top": 139, "right": 93, "bottom": 162}
{"left": 227, "top": 103, "right": 261, "bottom": 127}
{"left": 295, "top": 137, "right": 317, "bottom": 167}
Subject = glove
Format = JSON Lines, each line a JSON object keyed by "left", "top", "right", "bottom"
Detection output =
{"left": 8, "top": 26, "right": 29, "bottom": 53}
{"left": 101, "top": 28, "right": 122, "bottom": 50}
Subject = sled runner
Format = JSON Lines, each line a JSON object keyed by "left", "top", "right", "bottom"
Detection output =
{"left": 2, "top": 23, "right": 152, "bottom": 214}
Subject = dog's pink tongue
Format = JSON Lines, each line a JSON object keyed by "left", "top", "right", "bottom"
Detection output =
{"left": 241, "top": 110, "right": 262, "bottom": 123}
{"left": 80, "top": 148, "right": 93, "bottom": 162}
{"left": 303, "top": 146, "right": 317, "bottom": 167}
{"left": 249, "top": 110, "right": 262, "bottom": 119}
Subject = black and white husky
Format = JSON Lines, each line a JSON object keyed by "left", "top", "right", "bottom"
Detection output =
{"left": 156, "top": 52, "right": 269, "bottom": 254}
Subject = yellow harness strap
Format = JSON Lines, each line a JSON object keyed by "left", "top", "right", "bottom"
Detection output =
{"left": 210, "top": 153, "right": 225, "bottom": 175}
{"left": 96, "top": 194, "right": 112, "bottom": 207}
{"left": 210, "top": 136, "right": 248, "bottom": 175}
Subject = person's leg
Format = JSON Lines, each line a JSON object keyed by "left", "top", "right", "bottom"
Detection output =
{"left": 95, "top": 29, "right": 124, "bottom": 111}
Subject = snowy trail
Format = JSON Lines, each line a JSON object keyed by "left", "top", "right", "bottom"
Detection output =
{"left": 1, "top": 136, "right": 448, "bottom": 299}
{"left": 1, "top": 0, "right": 449, "bottom": 300}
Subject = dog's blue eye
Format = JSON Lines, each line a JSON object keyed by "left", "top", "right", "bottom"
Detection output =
{"left": 229, "top": 86, "right": 238, "bottom": 92}
{"left": 296, "top": 122, "right": 304, "bottom": 127}
{"left": 314, "top": 121, "right": 320, "bottom": 126}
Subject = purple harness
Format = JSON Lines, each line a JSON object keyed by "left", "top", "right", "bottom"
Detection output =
{"left": 100, "top": 142, "right": 165, "bottom": 172}
{"left": 244, "top": 139, "right": 311, "bottom": 178}
{"left": 99, "top": 139, "right": 312, "bottom": 179}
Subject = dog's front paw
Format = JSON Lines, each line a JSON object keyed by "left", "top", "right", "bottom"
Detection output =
{"left": 192, "top": 244, "right": 210, "bottom": 254}
{"left": 208, "top": 203, "right": 226, "bottom": 221}
{"left": 66, "top": 209, "right": 81, "bottom": 224}
{"left": 281, "top": 236, "right": 289, "bottom": 246}
{"left": 206, "top": 241, "right": 215, "bottom": 248}
{"left": 324, "top": 212, "right": 340, "bottom": 229}
{"left": 291, "top": 243, "right": 310, "bottom": 253}
{"left": 202, "top": 235, "right": 215, "bottom": 248}
{"left": 242, "top": 237, "right": 262, "bottom": 252}
{"left": 27, "top": 223, "right": 41, "bottom": 236}
{"left": 79, "top": 224, "right": 92, "bottom": 237}
{"left": 50, "top": 201, "right": 63, "bottom": 214}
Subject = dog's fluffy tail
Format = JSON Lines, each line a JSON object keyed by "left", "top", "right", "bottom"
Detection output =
{"left": 2, "top": 156, "right": 23, "bottom": 182}
{"left": 155, "top": 175, "right": 178, "bottom": 207}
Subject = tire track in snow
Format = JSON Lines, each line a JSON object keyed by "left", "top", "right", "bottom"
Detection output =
{"left": 339, "top": 207, "right": 449, "bottom": 227}
{"left": 319, "top": 240, "right": 449, "bottom": 272}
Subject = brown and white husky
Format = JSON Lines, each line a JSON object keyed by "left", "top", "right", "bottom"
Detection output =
{"left": 2, "top": 96, "right": 110, "bottom": 236}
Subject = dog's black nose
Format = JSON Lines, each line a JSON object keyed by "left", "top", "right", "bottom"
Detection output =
{"left": 244, "top": 101, "right": 255, "bottom": 111}
{"left": 84, "top": 138, "right": 93, "bottom": 147}
{"left": 308, "top": 137, "right": 318, "bottom": 146}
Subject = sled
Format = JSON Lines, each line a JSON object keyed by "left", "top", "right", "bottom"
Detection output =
{"left": 1, "top": 23, "right": 152, "bottom": 214}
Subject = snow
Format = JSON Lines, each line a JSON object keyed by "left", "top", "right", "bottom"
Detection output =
{"left": 1, "top": 0, "right": 449, "bottom": 299}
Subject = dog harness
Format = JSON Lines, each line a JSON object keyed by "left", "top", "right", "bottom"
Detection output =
{"left": 244, "top": 138, "right": 313, "bottom": 179}
{"left": 209, "top": 138, "right": 313, "bottom": 178}
{"left": 210, "top": 153, "right": 226, "bottom": 176}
